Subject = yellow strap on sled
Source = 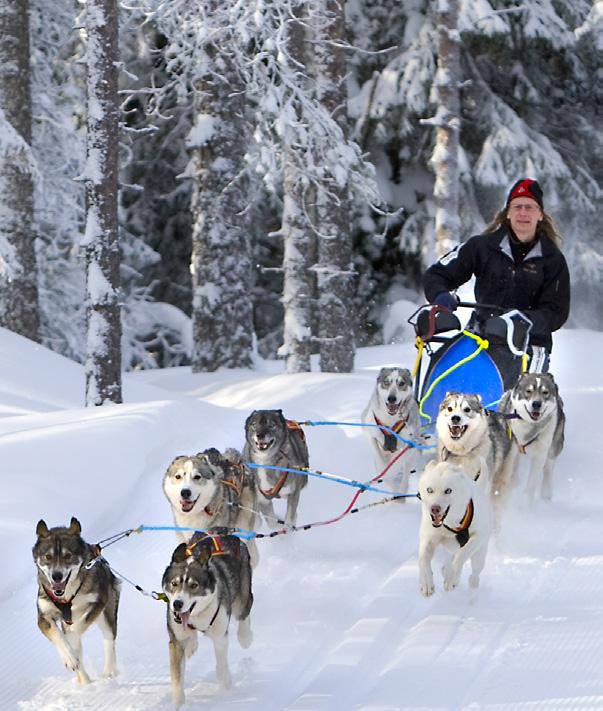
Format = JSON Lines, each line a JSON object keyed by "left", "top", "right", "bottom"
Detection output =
{"left": 418, "top": 331, "right": 490, "bottom": 424}
{"left": 412, "top": 336, "right": 424, "bottom": 379}
{"left": 521, "top": 352, "right": 529, "bottom": 373}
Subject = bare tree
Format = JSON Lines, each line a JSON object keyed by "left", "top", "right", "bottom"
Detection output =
{"left": 431, "top": 0, "right": 461, "bottom": 258}
{"left": 83, "top": 0, "right": 122, "bottom": 405}
{"left": 315, "top": 0, "right": 355, "bottom": 373}
{"left": 0, "top": 0, "right": 40, "bottom": 341}
{"left": 281, "top": 4, "right": 314, "bottom": 374}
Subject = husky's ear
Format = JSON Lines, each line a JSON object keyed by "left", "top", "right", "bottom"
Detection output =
{"left": 36, "top": 520, "right": 50, "bottom": 537}
{"left": 68, "top": 517, "right": 82, "bottom": 535}
{"left": 171, "top": 543, "right": 189, "bottom": 564}
{"left": 424, "top": 459, "right": 438, "bottom": 472}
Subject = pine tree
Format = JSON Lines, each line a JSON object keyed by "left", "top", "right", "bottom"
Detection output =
{"left": 0, "top": 0, "right": 40, "bottom": 341}
{"left": 83, "top": 0, "right": 122, "bottom": 405}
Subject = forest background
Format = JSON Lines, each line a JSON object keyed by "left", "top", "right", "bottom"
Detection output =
{"left": 0, "top": 0, "right": 600, "bottom": 389}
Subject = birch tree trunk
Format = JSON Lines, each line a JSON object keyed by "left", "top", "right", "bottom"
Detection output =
{"left": 84, "top": 0, "right": 122, "bottom": 405}
{"left": 189, "top": 32, "right": 253, "bottom": 372}
{"left": 315, "top": 0, "right": 355, "bottom": 373}
{"left": 281, "top": 5, "right": 313, "bottom": 374}
{"left": 0, "top": 0, "right": 40, "bottom": 341}
{"left": 432, "top": 0, "right": 460, "bottom": 258}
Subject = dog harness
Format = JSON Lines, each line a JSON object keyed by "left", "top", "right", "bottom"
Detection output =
{"left": 42, "top": 580, "right": 84, "bottom": 625}
{"left": 286, "top": 419, "right": 306, "bottom": 442}
{"left": 256, "top": 420, "right": 307, "bottom": 499}
{"left": 443, "top": 499, "right": 474, "bottom": 548}
{"left": 373, "top": 414, "right": 408, "bottom": 452}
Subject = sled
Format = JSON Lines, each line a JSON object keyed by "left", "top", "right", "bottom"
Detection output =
{"left": 408, "top": 302, "right": 532, "bottom": 424}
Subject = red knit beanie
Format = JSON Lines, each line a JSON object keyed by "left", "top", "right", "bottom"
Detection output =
{"left": 506, "top": 178, "right": 544, "bottom": 209}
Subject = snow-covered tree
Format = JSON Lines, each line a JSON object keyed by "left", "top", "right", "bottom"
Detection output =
{"left": 83, "top": 0, "right": 122, "bottom": 405}
{"left": 0, "top": 0, "right": 40, "bottom": 341}
{"left": 429, "top": 0, "right": 461, "bottom": 259}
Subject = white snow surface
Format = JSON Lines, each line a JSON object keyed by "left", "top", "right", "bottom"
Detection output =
{"left": 2, "top": 326, "right": 603, "bottom": 710}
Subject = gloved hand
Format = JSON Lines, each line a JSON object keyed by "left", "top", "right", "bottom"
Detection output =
{"left": 433, "top": 291, "right": 458, "bottom": 311}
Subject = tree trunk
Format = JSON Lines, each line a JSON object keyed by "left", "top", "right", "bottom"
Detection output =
{"left": 432, "top": 0, "right": 461, "bottom": 258}
{"left": 84, "top": 0, "right": 122, "bottom": 405}
{"left": 281, "top": 5, "right": 313, "bottom": 374}
{"left": 0, "top": 0, "right": 40, "bottom": 341}
{"left": 315, "top": 0, "right": 355, "bottom": 373}
{"left": 189, "top": 37, "right": 253, "bottom": 372}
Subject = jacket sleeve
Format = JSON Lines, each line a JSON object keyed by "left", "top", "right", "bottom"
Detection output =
{"left": 423, "top": 238, "right": 478, "bottom": 303}
{"left": 524, "top": 252, "right": 571, "bottom": 338}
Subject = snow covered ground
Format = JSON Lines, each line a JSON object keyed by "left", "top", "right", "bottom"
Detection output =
{"left": 1, "top": 326, "right": 602, "bottom": 710}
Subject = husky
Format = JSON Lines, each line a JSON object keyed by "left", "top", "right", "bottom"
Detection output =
{"left": 32, "top": 517, "right": 120, "bottom": 685}
{"left": 162, "top": 529, "right": 253, "bottom": 708}
{"left": 500, "top": 372, "right": 565, "bottom": 504}
{"left": 163, "top": 447, "right": 258, "bottom": 565}
{"left": 243, "top": 409, "right": 309, "bottom": 527}
{"left": 435, "top": 392, "right": 514, "bottom": 504}
{"left": 361, "top": 367, "right": 421, "bottom": 493}
{"left": 418, "top": 460, "right": 492, "bottom": 597}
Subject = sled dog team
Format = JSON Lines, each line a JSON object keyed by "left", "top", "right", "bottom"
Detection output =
{"left": 33, "top": 370, "right": 564, "bottom": 706}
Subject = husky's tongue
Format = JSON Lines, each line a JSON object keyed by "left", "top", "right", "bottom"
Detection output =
{"left": 180, "top": 499, "right": 196, "bottom": 512}
{"left": 179, "top": 611, "right": 191, "bottom": 628}
{"left": 387, "top": 403, "right": 399, "bottom": 415}
{"left": 52, "top": 580, "right": 67, "bottom": 596}
{"left": 529, "top": 410, "right": 541, "bottom": 421}
{"left": 449, "top": 424, "right": 465, "bottom": 439}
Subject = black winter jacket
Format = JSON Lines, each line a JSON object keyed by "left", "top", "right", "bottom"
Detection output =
{"left": 423, "top": 227, "right": 570, "bottom": 351}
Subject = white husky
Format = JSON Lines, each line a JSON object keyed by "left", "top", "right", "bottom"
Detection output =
{"left": 418, "top": 460, "right": 492, "bottom": 597}
{"left": 361, "top": 367, "right": 421, "bottom": 493}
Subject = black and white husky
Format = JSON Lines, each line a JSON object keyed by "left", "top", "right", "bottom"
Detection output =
{"left": 32, "top": 517, "right": 120, "bottom": 684}
{"left": 162, "top": 530, "right": 253, "bottom": 708}
{"left": 500, "top": 372, "right": 565, "bottom": 504}
{"left": 436, "top": 392, "right": 514, "bottom": 503}
{"left": 243, "top": 409, "right": 309, "bottom": 526}
{"left": 361, "top": 367, "right": 421, "bottom": 493}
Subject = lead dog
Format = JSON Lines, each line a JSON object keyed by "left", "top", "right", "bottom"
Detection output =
{"left": 162, "top": 530, "right": 253, "bottom": 708}
{"left": 361, "top": 367, "right": 421, "bottom": 493}
{"left": 435, "top": 392, "right": 513, "bottom": 504}
{"left": 500, "top": 372, "right": 565, "bottom": 504}
{"left": 418, "top": 460, "right": 492, "bottom": 596}
{"left": 243, "top": 409, "right": 309, "bottom": 527}
{"left": 32, "top": 517, "right": 120, "bottom": 684}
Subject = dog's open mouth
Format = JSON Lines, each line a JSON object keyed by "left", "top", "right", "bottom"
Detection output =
{"left": 180, "top": 497, "right": 198, "bottom": 513}
{"left": 430, "top": 506, "right": 450, "bottom": 527}
{"left": 528, "top": 409, "right": 541, "bottom": 421}
{"left": 51, "top": 572, "right": 71, "bottom": 597}
{"left": 448, "top": 424, "right": 468, "bottom": 440}
{"left": 256, "top": 439, "right": 274, "bottom": 451}
{"left": 173, "top": 602, "right": 196, "bottom": 627}
{"left": 386, "top": 402, "right": 400, "bottom": 416}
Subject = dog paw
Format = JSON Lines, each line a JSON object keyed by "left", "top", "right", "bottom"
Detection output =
{"left": 442, "top": 565, "right": 459, "bottom": 591}
{"left": 172, "top": 689, "right": 185, "bottom": 708}
{"left": 102, "top": 665, "right": 119, "bottom": 679}
{"left": 59, "top": 648, "right": 80, "bottom": 672}
{"left": 238, "top": 628, "right": 253, "bottom": 649}
{"left": 76, "top": 669, "right": 91, "bottom": 685}
{"left": 469, "top": 573, "right": 480, "bottom": 589}
{"left": 420, "top": 584, "right": 435, "bottom": 597}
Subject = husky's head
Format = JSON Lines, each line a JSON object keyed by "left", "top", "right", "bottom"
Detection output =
{"left": 32, "top": 517, "right": 89, "bottom": 598}
{"left": 163, "top": 452, "right": 221, "bottom": 515}
{"left": 436, "top": 392, "right": 485, "bottom": 445}
{"left": 162, "top": 543, "right": 216, "bottom": 628}
{"left": 245, "top": 409, "right": 288, "bottom": 453}
{"left": 375, "top": 367, "right": 413, "bottom": 416}
{"left": 419, "top": 460, "right": 473, "bottom": 527}
{"left": 510, "top": 373, "right": 559, "bottom": 422}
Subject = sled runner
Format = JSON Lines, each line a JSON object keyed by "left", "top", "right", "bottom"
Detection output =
{"left": 408, "top": 302, "right": 532, "bottom": 423}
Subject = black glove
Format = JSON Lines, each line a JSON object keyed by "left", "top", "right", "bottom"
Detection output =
{"left": 433, "top": 291, "right": 458, "bottom": 311}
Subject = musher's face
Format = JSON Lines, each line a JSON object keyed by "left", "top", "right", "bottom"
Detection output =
{"left": 506, "top": 198, "right": 542, "bottom": 242}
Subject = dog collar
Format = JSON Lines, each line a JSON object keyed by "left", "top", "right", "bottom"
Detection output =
{"left": 42, "top": 581, "right": 82, "bottom": 625}
{"left": 443, "top": 499, "right": 474, "bottom": 548}
{"left": 374, "top": 414, "right": 408, "bottom": 453}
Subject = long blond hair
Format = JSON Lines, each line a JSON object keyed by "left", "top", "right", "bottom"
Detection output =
{"left": 483, "top": 209, "right": 563, "bottom": 248}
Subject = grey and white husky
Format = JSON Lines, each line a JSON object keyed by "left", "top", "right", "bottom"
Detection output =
{"left": 436, "top": 392, "right": 514, "bottom": 507}
{"left": 162, "top": 530, "right": 253, "bottom": 708}
{"left": 361, "top": 367, "right": 421, "bottom": 493}
{"left": 32, "top": 517, "right": 120, "bottom": 684}
{"left": 243, "top": 409, "right": 309, "bottom": 526}
{"left": 500, "top": 372, "right": 565, "bottom": 503}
